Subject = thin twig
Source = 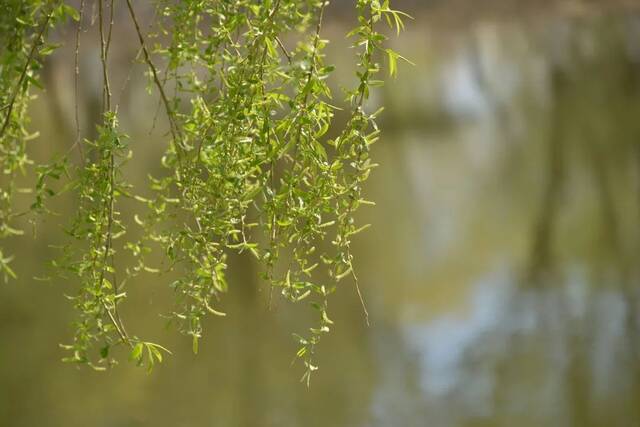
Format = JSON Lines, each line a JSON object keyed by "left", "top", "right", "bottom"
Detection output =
{"left": 115, "top": 5, "right": 160, "bottom": 113}
{"left": 275, "top": 36, "right": 292, "bottom": 64}
{"left": 290, "top": 2, "right": 326, "bottom": 155}
{"left": 97, "top": 151, "right": 127, "bottom": 340}
{"left": 0, "top": 10, "right": 53, "bottom": 140}
{"left": 98, "top": 0, "right": 112, "bottom": 111}
{"left": 105, "top": 0, "right": 115, "bottom": 60}
{"left": 124, "top": 0, "right": 184, "bottom": 159}
{"left": 97, "top": 0, "right": 129, "bottom": 344}
{"left": 101, "top": 299, "right": 132, "bottom": 347}
{"left": 72, "top": 0, "right": 86, "bottom": 161}
{"left": 340, "top": 14, "right": 378, "bottom": 328}
{"left": 148, "top": 61, "right": 171, "bottom": 137}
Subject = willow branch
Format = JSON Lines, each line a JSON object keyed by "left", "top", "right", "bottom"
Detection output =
{"left": 98, "top": 0, "right": 129, "bottom": 344}
{"left": 124, "top": 0, "right": 184, "bottom": 159}
{"left": 98, "top": 0, "right": 112, "bottom": 112}
{"left": 0, "top": 10, "right": 53, "bottom": 140}
{"left": 71, "top": 0, "right": 86, "bottom": 161}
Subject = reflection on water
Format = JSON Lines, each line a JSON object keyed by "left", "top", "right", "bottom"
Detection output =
{"left": 379, "top": 266, "right": 638, "bottom": 426}
{"left": 2, "top": 3, "right": 640, "bottom": 427}
{"left": 366, "top": 10, "right": 640, "bottom": 427}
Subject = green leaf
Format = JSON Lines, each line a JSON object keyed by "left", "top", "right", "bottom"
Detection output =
{"left": 99, "top": 345, "right": 110, "bottom": 359}
{"left": 387, "top": 49, "right": 397, "bottom": 77}
{"left": 192, "top": 336, "right": 199, "bottom": 355}
{"left": 55, "top": 4, "right": 80, "bottom": 22}
{"left": 129, "top": 343, "right": 144, "bottom": 363}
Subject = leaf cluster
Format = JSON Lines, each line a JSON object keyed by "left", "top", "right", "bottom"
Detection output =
{"left": 0, "top": 0, "right": 409, "bottom": 381}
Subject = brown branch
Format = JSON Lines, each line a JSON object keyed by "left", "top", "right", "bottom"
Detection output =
{"left": 275, "top": 36, "right": 292, "bottom": 64}
{"left": 114, "top": 5, "right": 160, "bottom": 114}
{"left": 97, "top": 0, "right": 129, "bottom": 345}
{"left": 71, "top": 0, "right": 86, "bottom": 161}
{"left": 105, "top": 0, "right": 115, "bottom": 60}
{"left": 97, "top": 151, "right": 130, "bottom": 344}
{"left": 98, "top": 0, "right": 112, "bottom": 112}
{"left": 124, "top": 0, "right": 184, "bottom": 159}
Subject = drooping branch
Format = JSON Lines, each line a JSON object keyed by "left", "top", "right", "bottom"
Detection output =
{"left": 0, "top": 9, "right": 53, "bottom": 140}
{"left": 0, "top": 0, "right": 407, "bottom": 375}
{"left": 124, "top": 0, "right": 184, "bottom": 158}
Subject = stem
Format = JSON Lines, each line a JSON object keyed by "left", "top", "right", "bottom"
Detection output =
{"left": 335, "top": 8, "right": 378, "bottom": 327}
{"left": 71, "top": 0, "right": 86, "bottom": 161}
{"left": 124, "top": 0, "right": 184, "bottom": 159}
{"left": 98, "top": 0, "right": 112, "bottom": 112}
{"left": 97, "top": 0, "right": 129, "bottom": 345}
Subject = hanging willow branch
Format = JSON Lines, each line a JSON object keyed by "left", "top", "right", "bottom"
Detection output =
{"left": 0, "top": 0, "right": 410, "bottom": 380}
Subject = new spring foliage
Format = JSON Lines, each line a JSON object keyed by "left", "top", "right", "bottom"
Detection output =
{"left": 0, "top": 0, "right": 408, "bottom": 381}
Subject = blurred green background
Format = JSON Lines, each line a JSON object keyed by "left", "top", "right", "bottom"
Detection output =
{"left": 3, "top": 0, "right": 640, "bottom": 426}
